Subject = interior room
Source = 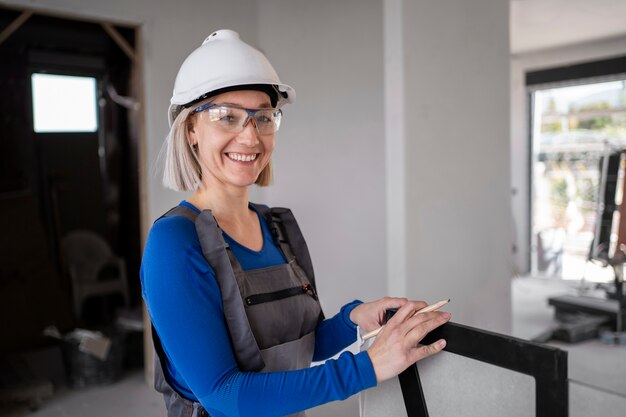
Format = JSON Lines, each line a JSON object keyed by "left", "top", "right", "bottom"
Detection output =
{"left": 0, "top": 0, "right": 624, "bottom": 416}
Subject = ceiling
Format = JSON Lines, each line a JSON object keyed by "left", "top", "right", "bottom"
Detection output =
{"left": 511, "top": 0, "right": 626, "bottom": 54}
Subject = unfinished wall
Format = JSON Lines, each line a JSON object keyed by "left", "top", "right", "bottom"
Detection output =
{"left": 256, "top": 0, "right": 387, "bottom": 315}
{"left": 390, "top": 0, "right": 512, "bottom": 333}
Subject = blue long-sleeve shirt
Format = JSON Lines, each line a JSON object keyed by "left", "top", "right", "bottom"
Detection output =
{"left": 140, "top": 201, "right": 377, "bottom": 417}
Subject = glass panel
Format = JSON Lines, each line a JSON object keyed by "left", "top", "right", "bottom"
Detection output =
{"left": 31, "top": 73, "right": 98, "bottom": 133}
{"left": 531, "top": 79, "right": 626, "bottom": 281}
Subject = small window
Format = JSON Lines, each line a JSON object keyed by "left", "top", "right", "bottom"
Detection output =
{"left": 31, "top": 73, "right": 98, "bottom": 133}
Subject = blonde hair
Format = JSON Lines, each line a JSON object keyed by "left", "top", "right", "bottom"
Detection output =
{"left": 162, "top": 105, "right": 273, "bottom": 191}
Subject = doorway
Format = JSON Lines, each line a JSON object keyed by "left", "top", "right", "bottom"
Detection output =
{"left": 527, "top": 57, "right": 626, "bottom": 282}
{"left": 0, "top": 7, "right": 143, "bottom": 352}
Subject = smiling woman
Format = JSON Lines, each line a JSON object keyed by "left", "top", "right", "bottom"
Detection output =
{"left": 141, "top": 29, "right": 451, "bottom": 417}
{"left": 186, "top": 90, "right": 277, "bottom": 190}
{"left": 163, "top": 88, "right": 279, "bottom": 192}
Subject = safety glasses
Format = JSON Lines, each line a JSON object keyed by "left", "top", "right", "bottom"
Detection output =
{"left": 192, "top": 103, "right": 282, "bottom": 135}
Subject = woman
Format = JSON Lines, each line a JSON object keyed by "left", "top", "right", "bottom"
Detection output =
{"left": 141, "top": 29, "right": 450, "bottom": 417}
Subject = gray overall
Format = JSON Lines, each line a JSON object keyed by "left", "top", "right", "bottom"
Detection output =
{"left": 151, "top": 204, "right": 324, "bottom": 417}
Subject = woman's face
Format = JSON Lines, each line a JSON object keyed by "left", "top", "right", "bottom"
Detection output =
{"left": 188, "top": 90, "right": 275, "bottom": 190}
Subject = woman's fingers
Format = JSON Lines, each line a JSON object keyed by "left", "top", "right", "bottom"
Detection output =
{"left": 403, "top": 311, "right": 451, "bottom": 346}
{"left": 350, "top": 297, "right": 414, "bottom": 332}
{"left": 379, "top": 296, "right": 410, "bottom": 309}
{"left": 386, "top": 300, "right": 428, "bottom": 326}
{"left": 411, "top": 339, "right": 447, "bottom": 363}
{"left": 375, "top": 297, "right": 410, "bottom": 323}
{"left": 366, "top": 299, "right": 451, "bottom": 383}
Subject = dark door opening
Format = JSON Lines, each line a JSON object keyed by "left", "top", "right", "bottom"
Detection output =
{"left": 0, "top": 8, "right": 142, "bottom": 352}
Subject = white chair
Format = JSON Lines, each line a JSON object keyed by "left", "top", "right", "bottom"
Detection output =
{"left": 62, "top": 230, "right": 130, "bottom": 318}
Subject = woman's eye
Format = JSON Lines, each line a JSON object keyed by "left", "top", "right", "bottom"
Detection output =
{"left": 218, "top": 112, "right": 241, "bottom": 125}
{"left": 208, "top": 107, "right": 241, "bottom": 124}
{"left": 256, "top": 112, "right": 275, "bottom": 124}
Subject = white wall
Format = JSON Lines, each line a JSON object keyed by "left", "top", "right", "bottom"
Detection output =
{"left": 257, "top": 0, "right": 513, "bottom": 333}
{"left": 255, "top": 0, "right": 387, "bottom": 315}
{"left": 510, "top": 35, "right": 626, "bottom": 275}
{"left": 391, "top": 0, "right": 512, "bottom": 333}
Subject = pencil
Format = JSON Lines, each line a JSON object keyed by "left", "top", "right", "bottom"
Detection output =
{"left": 361, "top": 299, "right": 450, "bottom": 341}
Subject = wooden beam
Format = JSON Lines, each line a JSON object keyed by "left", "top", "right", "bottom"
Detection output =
{"left": 100, "top": 22, "right": 136, "bottom": 62}
{"left": 0, "top": 10, "right": 33, "bottom": 47}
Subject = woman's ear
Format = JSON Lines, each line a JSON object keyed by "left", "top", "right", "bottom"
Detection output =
{"left": 187, "top": 117, "right": 197, "bottom": 147}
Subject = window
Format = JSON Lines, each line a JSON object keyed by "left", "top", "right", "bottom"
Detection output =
{"left": 530, "top": 79, "right": 626, "bottom": 281}
{"left": 31, "top": 73, "right": 98, "bottom": 133}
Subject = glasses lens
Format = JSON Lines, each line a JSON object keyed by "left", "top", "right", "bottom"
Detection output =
{"left": 206, "top": 106, "right": 247, "bottom": 132}
{"left": 253, "top": 109, "right": 282, "bottom": 134}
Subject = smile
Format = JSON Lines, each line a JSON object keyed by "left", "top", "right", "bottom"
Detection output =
{"left": 226, "top": 152, "right": 258, "bottom": 162}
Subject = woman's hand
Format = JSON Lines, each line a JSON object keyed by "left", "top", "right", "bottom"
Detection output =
{"left": 350, "top": 297, "right": 416, "bottom": 332}
{"left": 366, "top": 301, "right": 451, "bottom": 383}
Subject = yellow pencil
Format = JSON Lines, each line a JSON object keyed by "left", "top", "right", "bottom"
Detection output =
{"left": 361, "top": 299, "right": 450, "bottom": 341}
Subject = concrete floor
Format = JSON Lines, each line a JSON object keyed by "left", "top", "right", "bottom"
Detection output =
{"left": 20, "top": 369, "right": 358, "bottom": 417}
{"left": 512, "top": 277, "right": 626, "bottom": 396}
{"left": 512, "top": 276, "right": 626, "bottom": 417}
{"left": 25, "top": 371, "right": 163, "bottom": 417}
{"left": 21, "top": 277, "right": 626, "bottom": 417}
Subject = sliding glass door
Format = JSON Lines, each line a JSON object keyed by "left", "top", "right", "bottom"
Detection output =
{"left": 530, "top": 79, "right": 626, "bottom": 281}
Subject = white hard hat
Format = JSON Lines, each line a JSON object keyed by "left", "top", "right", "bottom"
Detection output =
{"left": 168, "top": 29, "right": 295, "bottom": 126}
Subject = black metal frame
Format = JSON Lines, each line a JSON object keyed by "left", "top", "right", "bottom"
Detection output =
{"left": 526, "top": 55, "right": 626, "bottom": 86}
{"left": 398, "top": 322, "right": 568, "bottom": 417}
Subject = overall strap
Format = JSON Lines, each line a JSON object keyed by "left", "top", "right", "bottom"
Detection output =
{"left": 157, "top": 205, "right": 263, "bottom": 371}
{"left": 252, "top": 204, "right": 324, "bottom": 320}
{"left": 159, "top": 205, "right": 245, "bottom": 273}
{"left": 157, "top": 204, "right": 199, "bottom": 223}
{"left": 194, "top": 210, "right": 265, "bottom": 371}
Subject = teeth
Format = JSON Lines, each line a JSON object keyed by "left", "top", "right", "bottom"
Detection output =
{"left": 227, "top": 153, "right": 257, "bottom": 162}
